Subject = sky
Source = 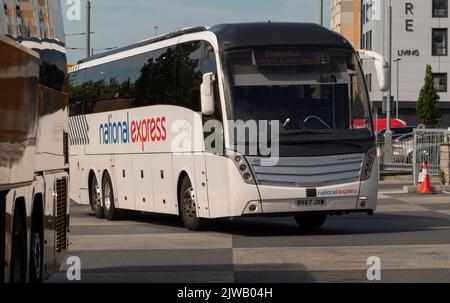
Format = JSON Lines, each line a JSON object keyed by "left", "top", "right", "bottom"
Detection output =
{"left": 63, "top": 0, "right": 331, "bottom": 64}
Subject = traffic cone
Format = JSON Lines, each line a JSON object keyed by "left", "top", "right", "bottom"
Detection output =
{"left": 418, "top": 162, "right": 433, "bottom": 194}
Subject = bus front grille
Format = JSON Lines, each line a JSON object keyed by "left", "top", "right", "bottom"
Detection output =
{"left": 248, "top": 154, "right": 364, "bottom": 188}
{"left": 55, "top": 178, "right": 68, "bottom": 254}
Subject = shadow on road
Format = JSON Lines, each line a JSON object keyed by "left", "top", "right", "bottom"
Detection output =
{"left": 71, "top": 204, "right": 450, "bottom": 237}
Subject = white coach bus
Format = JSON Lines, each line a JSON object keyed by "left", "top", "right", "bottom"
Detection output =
{"left": 69, "top": 23, "right": 389, "bottom": 231}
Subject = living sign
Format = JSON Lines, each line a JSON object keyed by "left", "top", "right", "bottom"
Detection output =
{"left": 398, "top": 49, "right": 420, "bottom": 56}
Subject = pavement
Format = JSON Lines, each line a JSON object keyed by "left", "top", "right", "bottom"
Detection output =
{"left": 49, "top": 191, "right": 450, "bottom": 283}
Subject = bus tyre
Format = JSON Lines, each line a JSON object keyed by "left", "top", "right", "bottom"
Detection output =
{"left": 102, "top": 173, "right": 123, "bottom": 221}
{"left": 10, "top": 208, "right": 26, "bottom": 283}
{"left": 179, "top": 176, "right": 207, "bottom": 231}
{"left": 29, "top": 209, "right": 43, "bottom": 283}
{"left": 295, "top": 215, "right": 327, "bottom": 229}
{"left": 90, "top": 175, "right": 104, "bottom": 219}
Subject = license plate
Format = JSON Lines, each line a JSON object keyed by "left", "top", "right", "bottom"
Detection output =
{"left": 297, "top": 199, "right": 326, "bottom": 207}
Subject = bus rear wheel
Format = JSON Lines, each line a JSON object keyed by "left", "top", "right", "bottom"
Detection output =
{"left": 102, "top": 173, "right": 123, "bottom": 221}
{"left": 179, "top": 176, "right": 207, "bottom": 231}
{"left": 295, "top": 214, "right": 327, "bottom": 229}
{"left": 89, "top": 174, "right": 104, "bottom": 219}
{"left": 10, "top": 207, "right": 26, "bottom": 283}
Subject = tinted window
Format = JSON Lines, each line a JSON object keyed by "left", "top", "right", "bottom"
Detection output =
{"left": 133, "top": 46, "right": 178, "bottom": 108}
{"left": 70, "top": 40, "right": 219, "bottom": 116}
{"left": 174, "top": 41, "right": 203, "bottom": 111}
{"left": 69, "top": 69, "right": 86, "bottom": 116}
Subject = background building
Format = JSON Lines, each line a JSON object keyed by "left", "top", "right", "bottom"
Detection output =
{"left": 360, "top": 0, "right": 450, "bottom": 127}
{"left": 331, "top": 0, "right": 361, "bottom": 48}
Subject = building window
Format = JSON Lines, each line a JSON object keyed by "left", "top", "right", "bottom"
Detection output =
{"left": 432, "top": 29, "right": 448, "bottom": 56}
{"left": 365, "top": 30, "right": 372, "bottom": 50}
{"left": 361, "top": 3, "right": 366, "bottom": 25}
{"left": 365, "top": 73, "right": 372, "bottom": 93}
{"left": 433, "top": 73, "right": 448, "bottom": 92}
{"left": 433, "top": 0, "right": 448, "bottom": 18}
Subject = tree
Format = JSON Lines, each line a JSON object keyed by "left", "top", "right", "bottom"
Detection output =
{"left": 416, "top": 64, "right": 441, "bottom": 126}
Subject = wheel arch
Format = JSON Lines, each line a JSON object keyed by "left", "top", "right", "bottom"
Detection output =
{"left": 30, "top": 193, "right": 44, "bottom": 230}
{"left": 176, "top": 171, "right": 191, "bottom": 214}
{"left": 13, "top": 197, "right": 27, "bottom": 235}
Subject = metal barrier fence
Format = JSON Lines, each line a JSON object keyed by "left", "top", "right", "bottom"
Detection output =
{"left": 377, "top": 137, "right": 414, "bottom": 168}
{"left": 377, "top": 129, "right": 450, "bottom": 184}
{"left": 413, "top": 129, "right": 450, "bottom": 186}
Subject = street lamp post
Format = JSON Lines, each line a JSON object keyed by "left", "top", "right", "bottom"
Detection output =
{"left": 86, "top": 0, "right": 91, "bottom": 58}
{"left": 384, "top": 0, "right": 393, "bottom": 164}
{"left": 320, "top": 0, "right": 324, "bottom": 26}
{"left": 394, "top": 58, "right": 402, "bottom": 119}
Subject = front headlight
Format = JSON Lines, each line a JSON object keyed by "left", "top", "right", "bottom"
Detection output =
{"left": 225, "top": 150, "right": 256, "bottom": 185}
{"left": 361, "top": 147, "right": 376, "bottom": 181}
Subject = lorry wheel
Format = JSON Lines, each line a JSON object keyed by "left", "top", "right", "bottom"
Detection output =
{"left": 29, "top": 208, "right": 43, "bottom": 283}
{"left": 295, "top": 215, "right": 327, "bottom": 229}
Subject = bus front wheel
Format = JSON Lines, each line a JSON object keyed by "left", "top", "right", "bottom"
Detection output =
{"left": 179, "top": 176, "right": 207, "bottom": 231}
{"left": 102, "top": 173, "right": 123, "bottom": 221}
{"left": 295, "top": 214, "right": 327, "bottom": 229}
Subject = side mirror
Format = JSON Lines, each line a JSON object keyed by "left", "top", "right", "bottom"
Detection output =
{"left": 357, "top": 50, "right": 391, "bottom": 92}
{"left": 374, "top": 60, "right": 391, "bottom": 92}
{"left": 201, "top": 72, "right": 215, "bottom": 116}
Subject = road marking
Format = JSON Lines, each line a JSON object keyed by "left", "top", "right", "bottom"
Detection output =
{"left": 396, "top": 196, "right": 450, "bottom": 205}
{"left": 376, "top": 204, "right": 428, "bottom": 213}
{"left": 438, "top": 210, "right": 450, "bottom": 216}
{"left": 69, "top": 217, "right": 152, "bottom": 226}
{"left": 378, "top": 194, "right": 393, "bottom": 199}
{"left": 69, "top": 233, "right": 232, "bottom": 251}
{"left": 233, "top": 244, "right": 450, "bottom": 271}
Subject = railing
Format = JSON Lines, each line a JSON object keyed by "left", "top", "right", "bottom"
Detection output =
{"left": 377, "top": 136, "right": 414, "bottom": 169}
{"left": 377, "top": 129, "right": 450, "bottom": 184}
{"left": 412, "top": 129, "right": 450, "bottom": 186}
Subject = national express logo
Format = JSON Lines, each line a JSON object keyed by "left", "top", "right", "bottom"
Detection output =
{"left": 99, "top": 113, "right": 167, "bottom": 151}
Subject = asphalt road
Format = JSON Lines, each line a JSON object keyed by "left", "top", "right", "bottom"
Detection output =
{"left": 49, "top": 191, "right": 450, "bottom": 283}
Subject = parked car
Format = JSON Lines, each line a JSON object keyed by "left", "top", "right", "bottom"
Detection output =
{"left": 392, "top": 133, "right": 414, "bottom": 164}
{"left": 377, "top": 127, "right": 415, "bottom": 143}
{"left": 391, "top": 133, "right": 443, "bottom": 165}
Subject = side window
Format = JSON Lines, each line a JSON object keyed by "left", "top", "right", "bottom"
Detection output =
{"left": 200, "top": 42, "right": 221, "bottom": 122}
{"left": 68, "top": 70, "right": 85, "bottom": 116}
{"left": 83, "top": 64, "right": 111, "bottom": 114}
{"left": 108, "top": 58, "right": 131, "bottom": 99}
{"left": 174, "top": 41, "right": 219, "bottom": 114}
{"left": 175, "top": 41, "right": 203, "bottom": 112}
{"left": 133, "top": 46, "right": 178, "bottom": 108}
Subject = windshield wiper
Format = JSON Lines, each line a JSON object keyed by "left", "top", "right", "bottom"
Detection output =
{"left": 280, "top": 130, "right": 333, "bottom": 136}
{"left": 280, "top": 139, "right": 365, "bottom": 148}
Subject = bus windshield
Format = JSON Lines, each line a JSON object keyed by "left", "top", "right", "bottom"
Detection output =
{"left": 224, "top": 47, "right": 373, "bottom": 146}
